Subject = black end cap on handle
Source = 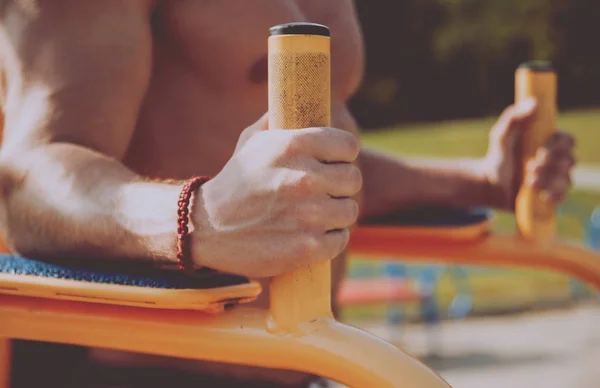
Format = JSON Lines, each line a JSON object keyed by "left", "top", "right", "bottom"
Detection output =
{"left": 519, "top": 61, "right": 554, "bottom": 72}
{"left": 269, "top": 22, "right": 330, "bottom": 37}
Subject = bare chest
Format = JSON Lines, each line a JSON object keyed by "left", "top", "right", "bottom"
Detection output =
{"left": 125, "top": 0, "right": 362, "bottom": 179}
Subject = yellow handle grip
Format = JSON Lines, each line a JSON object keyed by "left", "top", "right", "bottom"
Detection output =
{"left": 267, "top": 23, "right": 333, "bottom": 333}
{"left": 515, "top": 62, "right": 558, "bottom": 244}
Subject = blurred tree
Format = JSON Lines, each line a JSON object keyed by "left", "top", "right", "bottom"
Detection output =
{"left": 433, "top": 0, "right": 556, "bottom": 110}
{"left": 553, "top": 0, "right": 600, "bottom": 110}
{"left": 349, "top": 0, "right": 600, "bottom": 129}
{"left": 350, "top": 0, "right": 445, "bottom": 127}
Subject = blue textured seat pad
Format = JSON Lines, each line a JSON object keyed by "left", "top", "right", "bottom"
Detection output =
{"left": 360, "top": 207, "right": 491, "bottom": 227}
{"left": 0, "top": 255, "right": 249, "bottom": 289}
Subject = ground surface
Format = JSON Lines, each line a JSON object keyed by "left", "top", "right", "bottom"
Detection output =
{"left": 347, "top": 304, "right": 600, "bottom": 388}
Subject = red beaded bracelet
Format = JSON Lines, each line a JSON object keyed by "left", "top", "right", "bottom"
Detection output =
{"left": 176, "top": 176, "right": 211, "bottom": 272}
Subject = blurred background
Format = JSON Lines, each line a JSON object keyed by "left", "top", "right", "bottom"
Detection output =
{"left": 340, "top": 1, "right": 600, "bottom": 387}
{"left": 350, "top": 0, "right": 600, "bottom": 128}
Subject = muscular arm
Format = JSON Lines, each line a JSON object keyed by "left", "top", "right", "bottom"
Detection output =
{"left": 0, "top": 0, "right": 184, "bottom": 264}
{"left": 359, "top": 148, "right": 492, "bottom": 216}
{"left": 334, "top": 108, "right": 492, "bottom": 217}
{"left": 313, "top": 1, "right": 494, "bottom": 218}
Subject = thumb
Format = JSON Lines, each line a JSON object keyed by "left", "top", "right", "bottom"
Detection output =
{"left": 489, "top": 98, "right": 537, "bottom": 149}
{"left": 235, "top": 112, "right": 269, "bottom": 153}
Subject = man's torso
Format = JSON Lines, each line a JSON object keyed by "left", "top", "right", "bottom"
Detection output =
{"left": 124, "top": 0, "right": 364, "bottom": 180}
{"left": 85, "top": 1, "right": 364, "bottom": 385}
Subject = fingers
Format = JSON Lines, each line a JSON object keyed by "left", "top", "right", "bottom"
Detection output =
{"left": 545, "top": 131, "right": 575, "bottom": 151}
{"left": 280, "top": 196, "right": 354, "bottom": 270}
{"left": 320, "top": 228, "right": 351, "bottom": 261}
{"left": 284, "top": 220, "right": 351, "bottom": 269}
{"left": 250, "top": 125, "right": 359, "bottom": 163}
{"left": 526, "top": 130, "right": 576, "bottom": 203}
{"left": 316, "top": 160, "right": 363, "bottom": 198}
{"left": 297, "top": 228, "right": 350, "bottom": 266}
{"left": 528, "top": 162, "right": 572, "bottom": 202}
{"left": 489, "top": 98, "right": 538, "bottom": 146}
{"left": 292, "top": 197, "right": 359, "bottom": 231}
{"left": 513, "top": 97, "right": 539, "bottom": 120}
{"left": 253, "top": 112, "right": 270, "bottom": 131}
{"left": 292, "top": 126, "right": 360, "bottom": 163}
{"left": 282, "top": 159, "right": 362, "bottom": 200}
{"left": 323, "top": 197, "right": 359, "bottom": 229}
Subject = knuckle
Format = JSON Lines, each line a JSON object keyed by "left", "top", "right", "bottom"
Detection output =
{"left": 339, "top": 199, "right": 359, "bottom": 226}
{"left": 504, "top": 104, "right": 516, "bottom": 115}
{"left": 535, "top": 147, "right": 551, "bottom": 162}
{"left": 348, "top": 164, "right": 363, "bottom": 191}
{"left": 290, "top": 171, "right": 317, "bottom": 193}
{"left": 281, "top": 134, "right": 302, "bottom": 158}
{"left": 294, "top": 233, "right": 322, "bottom": 261}
{"left": 295, "top": 202, "right": 322, "bottom": 227}
{"left": 526, "top": 159, "right": 540, "bottom": 173}
{"left": 348, "top": 199, "right": 359, "bottom": 223}
{"left": 498, "top": 105, "right": 516, "bottom": 122}
{"left": 342, "top": 132, "right": 360, "bottom": 160}
{"left": 332, "top": 164, "right": 362, "bottom": 194}
{"left": 295, "top": 127, "right": 321, "bottom": 147}
{"left": 335, "top": 229, "right": 351, "bottom": 254}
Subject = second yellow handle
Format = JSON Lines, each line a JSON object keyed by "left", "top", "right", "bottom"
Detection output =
{"left": 514, "top": 62, "right": 558, "bottom": 244}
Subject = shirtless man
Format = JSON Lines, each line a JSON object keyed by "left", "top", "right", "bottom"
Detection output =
{"left": 0, "top": 1, "right": 575, "bottom": 387}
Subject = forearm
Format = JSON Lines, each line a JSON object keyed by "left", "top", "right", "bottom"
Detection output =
{"left": 0, "top": 143, "right": 183, "bottom": 265}
{"left": 359, "top": 147, "right": 495, "bottom": 217}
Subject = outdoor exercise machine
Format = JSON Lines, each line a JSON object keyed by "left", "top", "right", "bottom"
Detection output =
{"left": 1, "top": 23, "right": 599, "bottom": 388}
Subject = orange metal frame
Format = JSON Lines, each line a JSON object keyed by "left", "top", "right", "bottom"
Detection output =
{"left": 350, "top": 222, "right": 600, "bottom": 291}
{"left": 0, "top": 25, "right": 599, "bottom": 387}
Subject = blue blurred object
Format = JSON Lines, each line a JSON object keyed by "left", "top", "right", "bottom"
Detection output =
{"left": 416, "top": 267, "right": 440, "bottom": 324}
{"left": 416, "top": 267, "right": 443, "bottom": 357}
{"left": 588, "top": 206, "right": 600, "bottom": 250}
{"left": 383, "top": 261, "right": 407, "bottom": 278}
{"left": 589, "top": 206, "right": 600, "bottom": 303}
{"left": 383, "top": 262, "right": 407, "bottom": 327}
{"left": 447, "top": 266, "right": 474, "bottom": 319}
{"left": 558, "top": 199, "right": 599, "bottom": 300}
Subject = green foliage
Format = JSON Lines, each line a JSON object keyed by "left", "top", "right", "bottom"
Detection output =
{"left": 351, "top": 0, "right": 600, "bottom": 129}
{"left": 434, "top": 0, "right": 556, "bottom": 62}
{"left": 362, "top": 108, "right": 600, "bottom": 165}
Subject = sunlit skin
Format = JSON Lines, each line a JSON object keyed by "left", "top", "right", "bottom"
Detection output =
{"left": 0, "top": 1, "right": 575, "bottom": 386}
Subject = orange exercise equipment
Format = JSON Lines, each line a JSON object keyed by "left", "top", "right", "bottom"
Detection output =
{"left": 350, "top": 62, "right": 600, "bottom": 292}
{"left": 0, "top": 23, "right": 450, "bottom": 388}
{"left": 338, "top": 277, "right": 422, "bottom": 305}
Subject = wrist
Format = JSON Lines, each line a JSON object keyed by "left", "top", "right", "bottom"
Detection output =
{"left": 448, "top": 158, "right": 505, "bottom": 210}
{"left": 479, "top": 157, "right": 514, "bottom": 211}
{"left": 427, "top": 157, "right": 496, "bottom": 209}
{"left": 188, "top": 178, "right": 220, "bottom": 271}
{"left": 478, "top": 174, "right": 508, "bottom": 210}
{"left": 456, "top": 160, "right": 490, "bottom": 208}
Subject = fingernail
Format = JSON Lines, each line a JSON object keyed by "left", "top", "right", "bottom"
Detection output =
{"left": 515, "top": 98, "right": 537, "bottom": 116}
